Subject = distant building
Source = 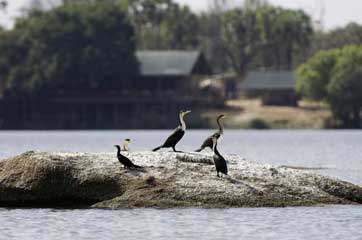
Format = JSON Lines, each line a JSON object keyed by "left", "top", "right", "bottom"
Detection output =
{"left": 0, "top": 50, "right": 219, "bottom": 129}
{"left": 238, "top": 71, "right": 298, "bottom": 106}
{"left": 134, "top": 50, "right": 212, "bottom": 95}
{"left": 210, "top": 73, "right": 241, "bottom": 99}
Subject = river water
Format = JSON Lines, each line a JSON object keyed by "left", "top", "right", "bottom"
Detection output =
{"left": 0, "top": 130, "right": 362, "bottom": 239}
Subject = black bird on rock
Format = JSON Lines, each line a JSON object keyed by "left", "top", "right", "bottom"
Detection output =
{"left": 152, "top": 110, "right": 191, "bottom": 152}
{"left": 114, "top": 145, "right": 142, "bottom": 169}
{"left": 212, "top": 136, "right": 228, "bottom": 177}
{"left": 195, "top": 114, "right": 226, "bottom": 152}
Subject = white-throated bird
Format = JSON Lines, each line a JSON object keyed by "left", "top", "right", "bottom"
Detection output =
{"left": 121, "top": 138, "right": 131, "bottom": 152}
{"left": 152, "top": 110, "right": 191, "bottom": 152}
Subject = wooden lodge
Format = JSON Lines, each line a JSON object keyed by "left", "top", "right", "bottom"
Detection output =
{"left": 238, "top": 71, "right": 299, "bottom": 106}
{"left": 134, "top": 50, "right": 211, "bottom": 94}
{"left": 0, "top": 50, "right": 220, "bottom": 129}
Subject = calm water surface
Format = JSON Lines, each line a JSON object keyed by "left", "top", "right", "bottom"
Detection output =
{"left": 0, "top": 130, "right": 361, "bottom": 240}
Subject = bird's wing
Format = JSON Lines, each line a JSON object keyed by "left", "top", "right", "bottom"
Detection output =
{"left": 119, "top": 154, "right": 137, "bottom": 167}
{"left": 201, "top": 131, "right": 220, "bottom": 149}
{"left": 201, "top": 136, "right": 213, "bottom": 149}
{"left": 163, "top": 126, "right": 184, "bottom": 147}
{"left": 213, "top": 154, "right": 228, "bottom": 174}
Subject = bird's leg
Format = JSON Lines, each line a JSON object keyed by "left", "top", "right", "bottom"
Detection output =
{"left": 172, "top": 147, "right": 182, "bottom": 153}
{"left": 174, "top": 147, "right": 185, "bottom": 153}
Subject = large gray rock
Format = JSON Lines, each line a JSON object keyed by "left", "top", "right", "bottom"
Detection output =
{"left": 0, "top": 151, "right": 361, "bottom": 208}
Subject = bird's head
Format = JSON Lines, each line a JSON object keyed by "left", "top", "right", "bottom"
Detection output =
{"left": 218, "top": 114, "right": 227, "bottom": 120}
{"left": 180, "top": 110, "right": 191, "bottom": 117}
{"left": 123, "top": 138, "right": 131, "bottom": 144}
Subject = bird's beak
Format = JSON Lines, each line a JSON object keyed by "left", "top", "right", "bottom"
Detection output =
{"left": 185, "top": 110, "right": 191, "bottom": 115}
{"left": 222, "top": 115, "right": 227, "bottom": 119}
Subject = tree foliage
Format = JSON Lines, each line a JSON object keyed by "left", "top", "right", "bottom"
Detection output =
{"left": 221, "top": 8, "right": 259, "bottom": 76}
{"left": 198, "top": 12, "right": 228, "bottom": 73}
{"left": 117, "top": 0, "right": 313, "bottom": 74}
{"left": 256, "top": 6, "right": 313, "bottom": 69}
{"left": 220, "top": 4, "right": 313, "bottom": 74}
{"left": 312, "top": 23, "right": 362, "bottom": 53}
{"left": 296, "top": 45, "right": 362, "bottom": 128}
{"left": 121, "top": 0, "right": 200, "bottom": 50}
{"left": 0, "top": 0, "right": 322, "bottom": 95}
{"left": 327, "top": 45, "right": 362, "bottom": 128}
{"left": 295, "top": 49, "right": 340, "bottom": 100}
{"left": 0, "top": 2, "right": 138, "bottom": 93}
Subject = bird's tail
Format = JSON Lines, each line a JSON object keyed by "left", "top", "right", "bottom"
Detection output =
{"left": 152, "top": 146, "right": 162, "bottom": 152}
{"left": 130, "top": 164, "right": 147, "bottom": 172}
{"left": 194, "top": 147, "right": 203, "bottom": 152}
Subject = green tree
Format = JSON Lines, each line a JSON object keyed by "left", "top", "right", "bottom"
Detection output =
{"left": 327, "top": 45, "right": 362, "bottom": 128}
{"left": 221, "top": 8, "right": 260, "bottom": 76}
{"left": 121, "top": 0, "right": 199, "bottom": 49}
{"left": 295, "top": 49, "right": 340, "bottom": 100}
{"left": 256, "top": 6, "right": 313, "bottom": 69}
{"left": 159, "top": 4, "right": 199, "bottom": 49}
{"left": 0, "top": 2, "right": 138, "bottom": 93}
{"left": 312, "top": 23, "right": 362, "bottom": 54}
{"left": 198, "top": 12, "right": 229, "bottom": 72}
{"left": 296, "top": 45, "right": 362, "bottom": 128}
{"left": 220, "top": 4, "right": 313, "bottom": 75}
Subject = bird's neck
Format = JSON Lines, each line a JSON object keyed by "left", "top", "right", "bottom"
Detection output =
{"left": 217, "top": 117, "right": 224, "bottom": 135}
{"left": 213, "top": 142, "right": 220, "bottom": 155}
{"left": 116, "top": 147, "right": 121, "bottom": 155}
{"left": 179, "top": 114, "right": 186, "bottom": 131}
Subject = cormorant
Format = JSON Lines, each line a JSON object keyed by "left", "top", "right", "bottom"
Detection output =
{"left": 195, "top": 114, "right": 226, "bottom": 152}
{"left": 212, "top": 136, "right": 228, "bottom": 177}
{"left": 152, "top": 110, "right": 191, "bottom": 152}
{"left": 114, "top": 145, "right": 142, "bottom": 169}
{"left": 121, "top": 138, "right": 131, "bottom": 152}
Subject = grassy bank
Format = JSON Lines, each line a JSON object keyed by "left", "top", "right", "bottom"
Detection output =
{"left": 203, "top": 99, "right": 331, "bottom": 129}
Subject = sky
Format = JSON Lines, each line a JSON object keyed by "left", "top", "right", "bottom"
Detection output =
{"left": 1, "top": 0, "right": 362, "bottom": 31}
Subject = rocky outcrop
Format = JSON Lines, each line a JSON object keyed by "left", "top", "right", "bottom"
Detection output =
{"left": 0, "top": 151, "right": 361, "bottom": 208}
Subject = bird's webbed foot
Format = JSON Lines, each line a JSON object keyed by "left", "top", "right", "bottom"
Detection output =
{"left": 172, "top": 147, "right": 183, "bottom": 153}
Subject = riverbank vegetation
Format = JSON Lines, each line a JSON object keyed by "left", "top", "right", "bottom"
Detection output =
{"left": 0, "top": 0, "right": 362, "bottom": 129}
{"left": 296, "top": 45, "right": 362, "bottom": 128}
{"left": 0, "top": 0, "right": 315, "bottom": 93}
{"left": 203, "top": 99, "right": 330, "bottom": 129}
